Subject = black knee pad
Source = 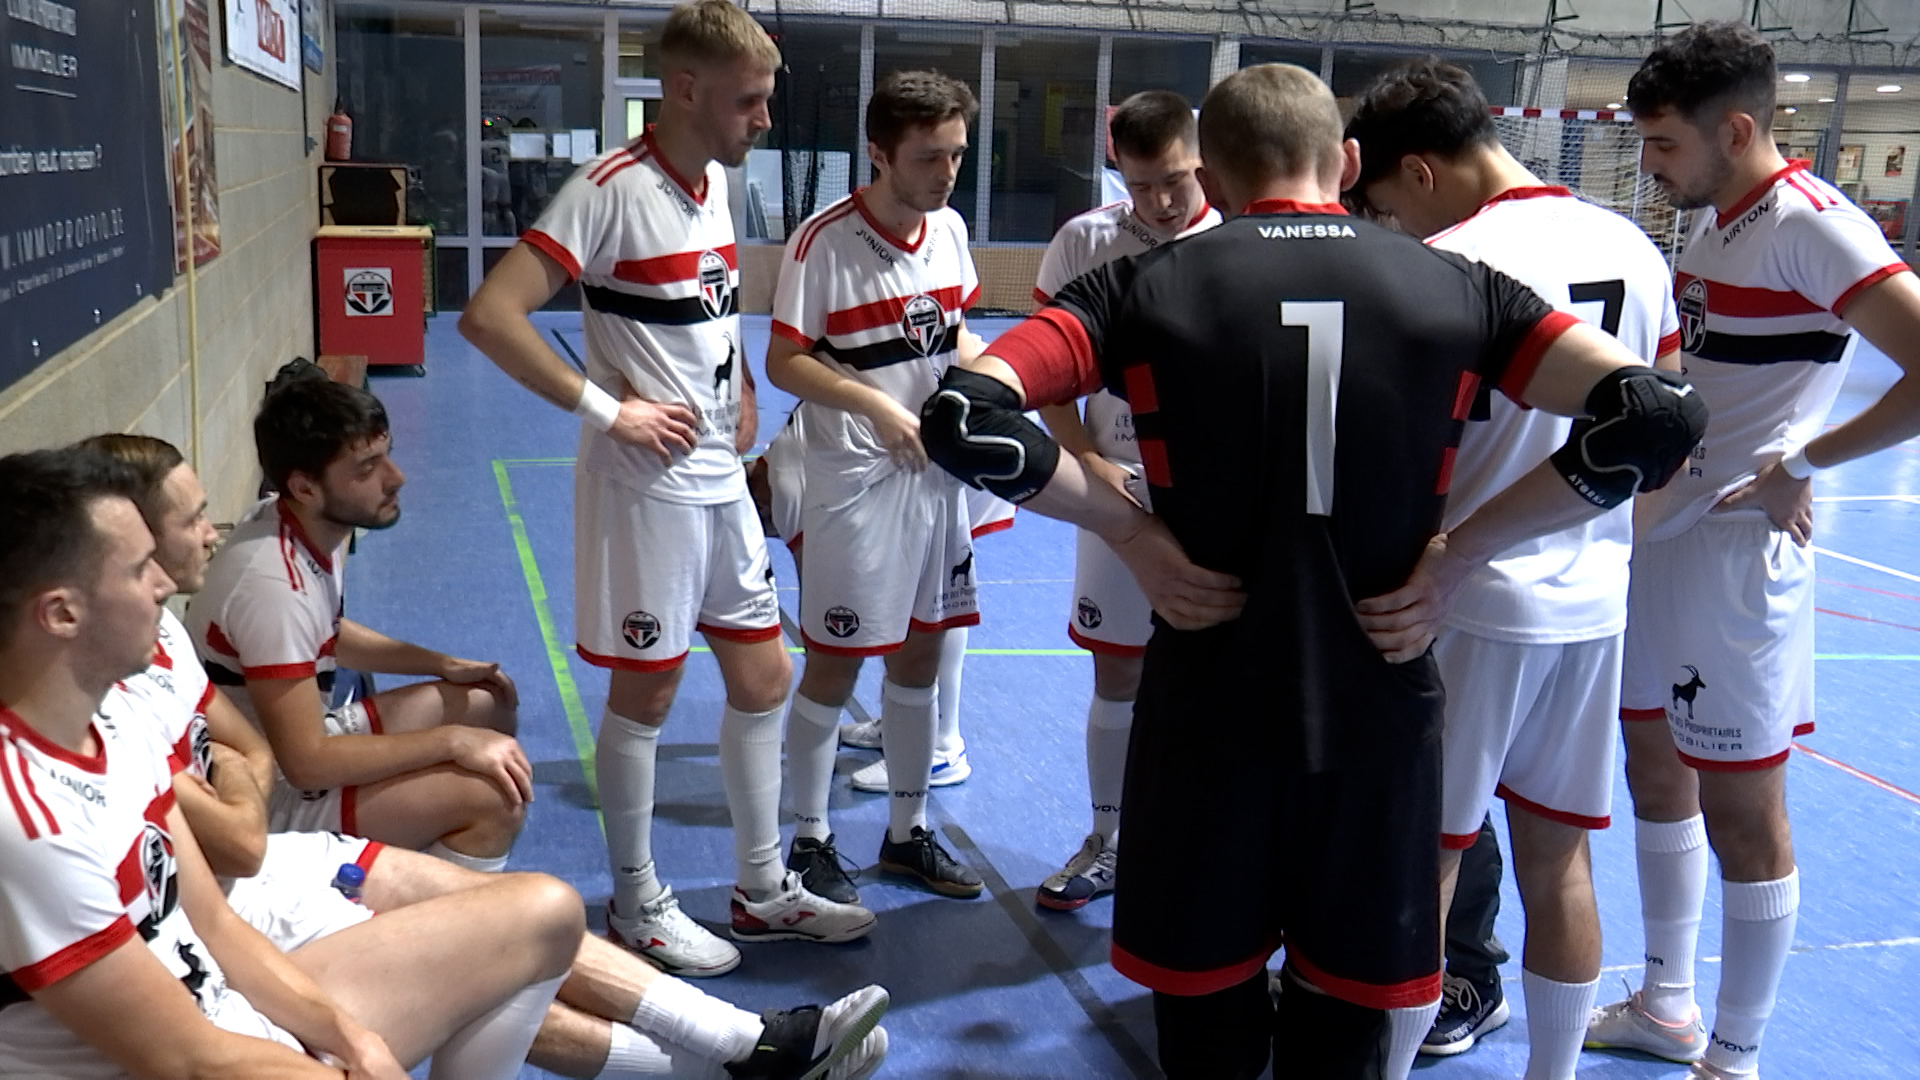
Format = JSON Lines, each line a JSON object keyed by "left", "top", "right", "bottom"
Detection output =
{"left": 1153, "top": 972, "right": 1274, "bottom": 1080}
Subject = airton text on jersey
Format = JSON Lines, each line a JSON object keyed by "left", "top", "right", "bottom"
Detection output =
{"left": 1721, "top": 195, "right": 1772, "bottom": 248}
{"left": 1257, "top": 223, "right": 1358, "bottom": 240}
{"left": 854, "top": 227, "right": 896, "bottom": 267}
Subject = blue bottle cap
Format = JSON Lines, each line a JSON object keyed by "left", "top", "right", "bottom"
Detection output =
{"left": 334, "top": 863, "right": 367, "bottom": 887}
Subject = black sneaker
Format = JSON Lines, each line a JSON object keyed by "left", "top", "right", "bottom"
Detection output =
{"left": 786, "top": 834, "right": 861, "bottom": 905}
{"left": 876, "top": 825, "right": 983, "bottom": 898}
{"left": 1419, "top": 971, "right": 1510, "bottom": 1056}
{"left": 725, "top": 985, "right": 890, "bottom": 1080}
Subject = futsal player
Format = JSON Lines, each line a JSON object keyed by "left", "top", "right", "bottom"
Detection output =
{"left": 462, "top": 0, "right": 874, "bottom": 977}
{"left": 1029, "top": 88, "right": 1219, "bottom": 911}
{"left": 187, "top": 363, "right": 533, "bottom": 873}
{"left": 764, "top": 70, "right": 991, "bottom": 900}
{"left": 1587, "top": 23, "right": 1920, "bottom": 1078}
{"left": 916, "top": 62, "right": 1706, "bottom": 1078}
{"left": 0, "top": 447, "right": 582, "bottom": 1080}
{"left": 1346, "top": 59, "right": 1680, "bottom": 1076}
{"left": 87, "top": 433, "right": 893, "bottom": 1080}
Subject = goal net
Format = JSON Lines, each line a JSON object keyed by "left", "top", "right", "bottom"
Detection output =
{"left": 1490, "top": 107, "right": 1692, "bottom": 265}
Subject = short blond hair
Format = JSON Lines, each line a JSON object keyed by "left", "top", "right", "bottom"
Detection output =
{"left": 659, "top": 0, "right": 780, "bottom": 74}
{"left": 1199, "top": 64, "right": 1345, "bottom": 188}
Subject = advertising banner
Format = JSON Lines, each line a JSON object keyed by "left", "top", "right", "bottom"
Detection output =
{"left": 224, "top": 0, "right": 300, "bottom": 90}
{"left": 0, "top": 0, "right": 175, "bottom": 391}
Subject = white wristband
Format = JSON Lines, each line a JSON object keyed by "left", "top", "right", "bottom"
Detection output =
{"left": 573, "top": 381, "right": 620, "bottom": 433}
{"left": 1779, "top": 445, "right": 1819, "bottom": 481}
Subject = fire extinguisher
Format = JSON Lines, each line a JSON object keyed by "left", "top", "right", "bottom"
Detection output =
{"left": 326, "top": 98, "right": 352, "bottom": 162}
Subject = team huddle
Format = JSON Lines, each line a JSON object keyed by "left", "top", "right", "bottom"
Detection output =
{"left": 4, "top": 4, "right": 1918, "bottom": 1078}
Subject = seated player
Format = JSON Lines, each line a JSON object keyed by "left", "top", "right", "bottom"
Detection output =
{"left": 764, "top": 71, "right": 994, "bottom": 901}
{"left": 1030, "top": 88, "right": 1219, "bottom": 911}
{"left": 0, "top": 447, "right": 581, "bottom": 1080}
{"left": 80, "top": 433, "right": 893, "bottom": 1080}
{"left": 1345, "top": 59, "right": 1680, "bottom": 1076}
{"left": 186, "top": 361, "right": 530, "bottom": 873}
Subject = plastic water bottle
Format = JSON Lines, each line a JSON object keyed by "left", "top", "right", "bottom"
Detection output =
{"left": 331, "top": 863, "right": 366, "bottom": 904}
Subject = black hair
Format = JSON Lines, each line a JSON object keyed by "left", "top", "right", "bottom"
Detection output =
{"left": 254, "top": 359, "right": 390, "bottom": 493}
{"left": 0, "top": 448, "right": 144, "bottom": 646}
{"left": 1110, "top": 90, "right": 1197, "bottom": 163}
{"left": 1628, "top": 21, "right": 1776, "bottom": 132}
{"left": 867, "top": 70, "right": 979, "bottom": 155}
{"left": 1345, "top": 58, "right": 1498, "bottom": 200}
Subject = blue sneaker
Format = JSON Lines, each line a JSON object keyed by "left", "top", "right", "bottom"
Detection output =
{"left": 1420, "top": 972, "right": 1509, "bottom": 1056}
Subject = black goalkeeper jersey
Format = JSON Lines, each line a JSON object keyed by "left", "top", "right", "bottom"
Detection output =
{"left": 1045, "top": 201, "right": 1570, "bottom": 770}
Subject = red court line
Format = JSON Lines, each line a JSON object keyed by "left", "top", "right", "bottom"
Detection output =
{"left": 1816, "top": 607, "right": 1920, "bottom": 634}
{"left": 1794, "top": 742, "right": 1920, "bottom": 809}
{"left": 1821, "top": 579, "right": 1920, "bottom": 605}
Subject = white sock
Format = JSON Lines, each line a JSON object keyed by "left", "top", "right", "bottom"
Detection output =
{"left": 720, "top": 702, "right": 786, "bottom": 897}
{"left": 1522, "top": 969, "right": 1598, "bottom": 1080}
{"left": 628, "top": 974, "right": 763, "bottom": 1064}
{"left": 880, "top": 679, "right": 937, "bottom": 843}
{"left": 1703, "top": 870, "right": 1800, "bottom": 1077}
{"left": 427, "top": 973, "right": 565, "bottom": 1080}
{"left": 598, "top": 710, "right": 665, "bottom": 913}
{"left": 785, "top": 694, "right": 841, "bottom": 842}
{"left": 934, "top": 625, "right": 968, "bottom": 756}
{"left": 1635, "top": 815, "right": 1708, "bottom": 1023}
{"left": 1386, "top": 999, "right": 1442, "bottom": 1080}
{"left": 1085, "top": 695, "right": 1132, "bottom": 843}
{"left": 600, "top": 1024, "right": 729, "bottom": 1078}
{"left": 425, "top": 841, "right": 508, "bottom": 874}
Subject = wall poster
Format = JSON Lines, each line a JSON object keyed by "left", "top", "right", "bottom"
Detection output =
{"left": 0, "top": 0, "right": 175, "bottom": 390}
{"left": 162, "top": 0, "right": 221, "bottom": 270}
{"left": 224, "top": 0, "right": 300, "bottom": 90}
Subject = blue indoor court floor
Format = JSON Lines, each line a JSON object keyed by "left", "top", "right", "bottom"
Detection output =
{"left": 355, "top": 313, "right": 1920, "bottom": 1078}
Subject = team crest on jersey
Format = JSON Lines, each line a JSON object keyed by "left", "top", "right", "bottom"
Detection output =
{"left": 698, "top": 251, "right": 732, "bottom": 320}
{"left": 189, "top": 717, "right": 213, "bottom": 778}
{"left": 1678, "top": 278, "right": 1708, "bottom": 354}
{"left": 823, "top": 606, "right": 860, "bottom": 639}
{"left": 1076, "top": 597, "right": 1103, "bottom": 630}
{"left": 138, "top": 822, "right": 179, "bottom": 929}
{"left": 622, "top": 611, "right": 662, "bottom": 651}
{"left": 900, "top": 295, "right": 946, "bottom": 357}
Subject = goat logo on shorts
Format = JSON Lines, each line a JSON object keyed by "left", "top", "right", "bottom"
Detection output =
{"left": 622, "top": 611, "right": 662, "bottom": 651}
{"left": 1076, "top": 597, "right": 1103, "bottom": 630}
{"left": 1672, "top": 664, "right": 1706, "bottom": 720}
{"left": 698, "top": 251, "right": 733, "bottom": 320}
{"left": 823, "top": 606, "right": 861, "bottom": 638}
{"left": 1678, "top": 278, "right": 1707, "bottom": 354}
{"left": 950, "top": 549, "right": 973, "bottom": 587}
{"left": 900, "top": 295, "right": 946, "bottom": 357}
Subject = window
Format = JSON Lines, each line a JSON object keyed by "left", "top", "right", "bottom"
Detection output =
{"left": 1832, "top": 73, "right": 1916, "bottom": 254}
{"left": 1111, "top": 38, "right": 1210, "bottom": 106}
{"left": 754, "top": 22, "right": 862, "bottom": 240}
{"left": 990, "top": 33, "right": 1099, "bottom": 241}
{"left": 874, "top": 28, "right": 983, "bottom": 235}
{"left": 1240, "top": 42, "right": 1321, "bottom": 73}
{"left": 335, "top": 12, "right": 466, "bottom": 236}
{"left": 478, "top": 16, "right": 604, "bottom": 239}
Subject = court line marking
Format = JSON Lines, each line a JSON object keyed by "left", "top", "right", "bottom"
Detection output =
{"left": 1539, "top": 935, "right": 1920, "bottom": 982}
{"left": 1816, "top": 607, "right": 1920, "bottom": 633}
{"left": 1813, "top": 495, "right": 1920, "bottom": 503}
{"left": 1814, "top": 545, "right": 1920, "bottom": 584}
{"left": 493, "top": 459, "right": 602, "bottom": 813}
{"left": 1793, "top": 741, "right": 1920, "bottom": 808}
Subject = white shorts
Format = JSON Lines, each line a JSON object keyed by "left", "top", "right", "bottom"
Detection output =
{"left": 800, "top": 468, "right": 979, "bottom": 655}
{"left": 1069, "top": 527, "right": 1152, "bottom": 655}
{"left": 269, "top": 700, "right": 379, "bottom": 834}
{"left": 1434, "top": 629, "right": 1621, "bottom": 846}
{"left": 965, "top": 485, "right": 1017, "bottom": 541}
{"left": 575, "top": 470, "right": 781, "bottom": 672}
{"left": 1621, "top": 517, "right": 1814, "bottom": 770}
{"left": 225, "top": 831, "right": 383, "bottom": 952}
{"left": 771, "top": 446, "right": 1015, "bottom": 548}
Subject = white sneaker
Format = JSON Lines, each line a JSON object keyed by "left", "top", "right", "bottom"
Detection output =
{"left": 1036, "top": 833, "right": 1118, "bottom": 911}
{"left": 606, "top": 886, "right": 741, "bottom": 978}
{"left": 1585, "top": 986, "right": 1708, "bottom": 1063}
{"left": 730, "top": 871, "right": 877, "bottom": 944}
{"left": 729, "top": 984, "right": 890, "bottom": 1080}
{"left": 1687, "top": 1064, "right": 1747, "bottom": 1079}
{"left": 849, "top": 746, "right": 971, "bottom": 792}
{"left": 838, "top": 718, "right": 882, "bottom": 750}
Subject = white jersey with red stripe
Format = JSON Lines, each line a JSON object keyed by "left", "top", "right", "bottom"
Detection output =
{"left": 185, "top": 496, "right": 345, "bottom": 729}
{"left": 0, "top": 690, "right": 286, "bottom": 1077}
{"left": 523, "top": 129, "right": 746, "bottom": 505}
{"left": 771, "top": 191, "right": 980, "bottom": 501}
{"left": 1640, "top": 161, "right": 1910, "bottom": 542}
{"left": 1428, "top": 187, "right": 1679, "bottom": 643}
{"left": 1033, "top": 201, "right": 1221, "bottom": 463}
{"left": 153, "top": 608, "right": 214, "bottom": 780}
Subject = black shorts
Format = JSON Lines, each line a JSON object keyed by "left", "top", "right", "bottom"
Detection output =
{"left": 1110, "top": 638, "right": 1444, "bottom": 1011}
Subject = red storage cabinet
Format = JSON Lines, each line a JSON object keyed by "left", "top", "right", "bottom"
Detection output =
{"left": 314, "top": 225, "right": 431, "bottom": 369}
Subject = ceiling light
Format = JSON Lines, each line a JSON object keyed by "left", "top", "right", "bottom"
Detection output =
{"left": 1877, "top": 84, "right": 1903, "bottom": 93}
{"left": 1783, "top": 106, "right": 1798, "bottom": 114}
{"left": 1607, "top": 102, "right": 1623, "bottom": 109}
{"left": 1817, "top": 97, "right": 1836, "bottom": 103}
{"left": 1783, "top": 73, "right": 1811, "bottom": 83}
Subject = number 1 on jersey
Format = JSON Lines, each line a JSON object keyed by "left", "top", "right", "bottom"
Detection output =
{"left": 1282, "top": 301, "right": 1344, "bottom": 516}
